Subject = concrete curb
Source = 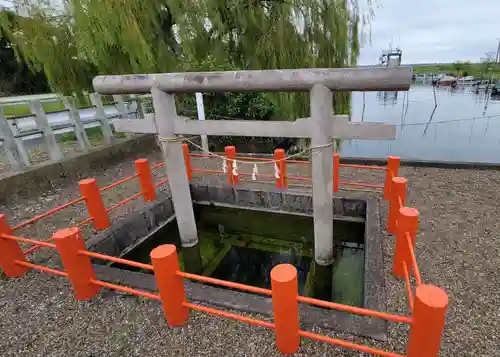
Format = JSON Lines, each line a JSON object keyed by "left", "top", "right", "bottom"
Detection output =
{"left": 0, "top": 134, "right": 156, "bottom": 202}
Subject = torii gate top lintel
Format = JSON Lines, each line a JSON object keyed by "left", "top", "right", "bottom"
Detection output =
{"left": 93, "top": 66, "right": 412, "bottom": 94}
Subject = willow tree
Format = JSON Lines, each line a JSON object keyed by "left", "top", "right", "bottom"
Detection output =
{"left": 0, "top": 0, "right": 373, "bottom": 118}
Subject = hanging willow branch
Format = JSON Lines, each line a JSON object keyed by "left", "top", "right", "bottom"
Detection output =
{"left": 1, "top": 0, "right": 372, "bottom": 117}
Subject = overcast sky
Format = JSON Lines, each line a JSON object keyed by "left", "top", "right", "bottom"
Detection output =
{"left": 358, "top": 0, "right": 500, "bottom": 65}
{"left": 2, "top": 0, "right": 498, "bottom": 66}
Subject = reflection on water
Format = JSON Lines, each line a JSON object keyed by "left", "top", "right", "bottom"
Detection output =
{"left": 211, "top": 246, "right": 311, "bottom": 294}
{"left": 331, "top": 246, "right": 364, "bottom": 307}
{"left": 344, "top": 84, "right": 500, "bottom": 163}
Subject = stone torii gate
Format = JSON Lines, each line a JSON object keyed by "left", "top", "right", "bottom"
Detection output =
{"left": 93, "top": 67, "right": 411, "bottom": 275}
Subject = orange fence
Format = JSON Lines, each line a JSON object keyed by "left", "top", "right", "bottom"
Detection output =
{"left": 13, "top": 144, "right": 398, "bottom": 253}
{"left": 0, "top": 145, "right": 449, "bottom": 357}
{"left": 188, "top": 145, "right": 399, "bottom": 197}
{"left": 0, "top": 221, "right": 447, "bottom": 357}
{"left": 13, "top": 157, "right": 171, "bottom": 256}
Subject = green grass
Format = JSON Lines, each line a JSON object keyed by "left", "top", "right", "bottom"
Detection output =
{"left": 2, "top": 101, "right": 65, "bottom": 117}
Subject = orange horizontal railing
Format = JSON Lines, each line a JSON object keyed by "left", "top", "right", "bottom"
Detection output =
{"left": 76, "top": 216, "right": 94, "bottom": 228}
{"left": 402, "top": 262, "right": 414, "bottom": 311}
{"left": 286, "top": 159, "right": 311, "bottom": 165}
{"left": 235, "top": 155, "right": 273, "bottom": 162}
{"left": 105, "top": 192, "right": 142, "bottom": 213}
{"left": 287, "top": 176, "right": 312, "bottom": 182}
{"left": 0, "top": 142, "right": 449, "bottom": 357}
{"left": 15, "top": 260, "right": 69, "bottom": 277}
{"left": 178, "top": 270, "right": 272, "bottom": 296}
{"left": 299, "top": 330, "right": 405, "bottom": 357}
{"left": 340, "top": 163, "right": 386, "bottom": 171}
{"left": 8, "top": 144, "right": 397, "bottom": 251}
{"left": 79, "top": 249, "right": 154, "bottom": 271}
{"left": 405, "top": 232, "right": 422, "bottom": 286}
{"left": 183, "top": 145, "right": 395, "bottom": 194}
{"left": 154, "top": 177, "right": 170, "bottom": 188}
{"left": 296, "top": 295, "right": 412, "bottom": 324}
{"left": 2, "top": 233, "right": 56, "bottom": 248}
{"left": 12, "top": 196, "right": 85, "bottom": 231}
{"left": 184, "top": 302, "right": 276, "bottom": 329}
{"left": 0, "top": 192, "right": 448, "bottom": 357}
{"left": 151, "top": 162, "right": 164, "bottom": 169}
{"left": 89, "top": 278, "right": 162, "bottom": 301}
{"left": 189, "top": 153, "right": 217, "bottom": 158}
{"left": 9, "top": 157, "right": 170, "bottom": 255}
{"left": 192, "top": 168, "right": 223, "bottom": 175}
{"left": 340, "top": 181, "right": 384, "bottom": 189}
{"left": 100, "top": 174, "right": 138, "bottom": 192}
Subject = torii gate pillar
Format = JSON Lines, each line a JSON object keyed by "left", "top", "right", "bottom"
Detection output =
{"left": 310, "top": 84, "right": 335, "bottom": 299}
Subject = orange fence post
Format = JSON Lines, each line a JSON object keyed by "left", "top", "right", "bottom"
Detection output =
{"left": 384, "top": 156, "right": 400, "bottom": 200}
{"left": 150, "top": 244, "right": 188, "bottom": 326}
{"left": 388, "top": 177, "right": 407, "bottom": 234}
{"left": 79, "top": 178, "right": 110, "bottom": 230}
{"left": 271, "top": 264, "right": 300, "bottom": 354}
{"left": 333, "top": 153, "right": 340, "bottom": 192}
{"left": 274, "top": 149, "right": 287, "bottom": 189}
{"left": 407, "top": 285, "right": 448, "bottom": 357}
{"left": 224, "top": 146, "right": 239, "bottom": 185}
{"left": 0, "top": 214, "right": 28, "bottom": 277}
{"left": 135, "top": 159, "right": 156, "bottom": 202}
{"left": 53, "top": 227, "right": 100, "bottom": 300}
{"left": 393, "top": 207, "right": 419, "bottom": 278}
{"left": 182, "top": 143, "right": 193, "bottom": 181}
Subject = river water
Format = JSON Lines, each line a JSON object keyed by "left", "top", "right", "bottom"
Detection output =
{"left": 342, "top": 84, "right": 500, "bottom": 164}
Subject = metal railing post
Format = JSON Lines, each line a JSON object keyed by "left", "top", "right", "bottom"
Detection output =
{"left": 274, "top": 149, "right": 287, "bottom": 189}
{"left": 135, "top": 159, "right": 156, "bottom": 202}
{"left": 182, "top": 143, "right": 193, "bottom": 181}
{"left": 79, "top": 178, "right": 110, "bottom": 230}
{"left": 333, "top": 152, "right": 340, "bottom": 192}
{"left": 384, "top": 156, "right": 400, "bottom": 200}
{"left": 271, "top": 264, "right": 300, "bottom": 354}
{"left": 52, "top": 227, "right": 100, "bottom": 300}
{"left": 224, "top": 146, "right": 239, "bottom": 185}
{"left": 0, "top": 214, "right": 28, "bottom": 277}
{"left": 393, "top": 207, "right": 419, "bottom": 278}
{"left": 388, "top": 177, "right": 407, "bottom": 234}
{"left": 407, "top": 285, "right": 448, "bottom": 357}
{"left": 150, "top": 244, "right": 189, "bottom": 326}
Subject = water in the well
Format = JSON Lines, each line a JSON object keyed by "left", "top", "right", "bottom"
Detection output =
{"left": 116, "top": 204, "right": 365, "bottom": 306}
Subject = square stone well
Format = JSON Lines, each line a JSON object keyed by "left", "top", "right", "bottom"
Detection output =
{"left": 86, "top": 183, "right": 387, "bottom": 340}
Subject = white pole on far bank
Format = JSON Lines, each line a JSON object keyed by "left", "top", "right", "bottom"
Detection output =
{"left": 195, "top": 93, "right": 209, "bottom": 152}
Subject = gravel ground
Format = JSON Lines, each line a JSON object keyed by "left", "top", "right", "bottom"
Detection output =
{"left": 0, "top": 150, "right": 499, "bottom": 357}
